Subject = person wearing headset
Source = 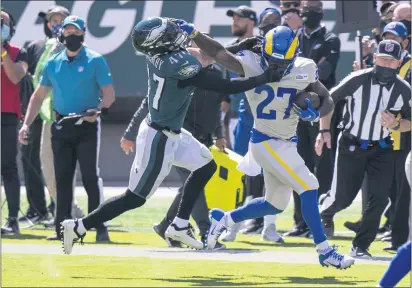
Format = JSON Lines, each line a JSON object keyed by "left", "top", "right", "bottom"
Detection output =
{"left": 1, "top": 8, "right": 29, "bottom": 235}
{"left": 19, "top": 16, "right": 115, "bottom": 242}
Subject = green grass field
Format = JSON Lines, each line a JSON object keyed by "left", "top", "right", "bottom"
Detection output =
{"left": 1, "top": 190, "right": 410, "bottom": 287}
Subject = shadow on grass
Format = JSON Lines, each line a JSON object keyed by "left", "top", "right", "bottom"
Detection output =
{"left": 238, "top": 240, "right": 315, "bottom": 248}
{"left": 148, "top": 248, "right": 261, "bottom": 254}
{"left": 147, "top": 275, "right": 366, "bottom": 286}
{"left": 1, "top": 233, "right": 46, "bottom": 240}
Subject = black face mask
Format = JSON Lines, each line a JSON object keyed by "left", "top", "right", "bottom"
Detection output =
{"left": 281, "top": 8, "right": 300, "bottom": 17}
{"left": 259, "top": 24, "right": 277, "bottom": 36}
{"left": 374, "top": 65, "right": 398, "bottom": 85}
{"left": 64, "top": 34, "right": 84, "bottom": 52}
{"left": 302, "top": 11, "right": 323, "bottom": 29}
{"left": 400, "top": 20, "right": 411, "bottom": 36}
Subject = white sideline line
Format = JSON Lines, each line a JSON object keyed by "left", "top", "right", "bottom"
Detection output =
{"left": 2, "top": 243, "right": 390, "bottom": 266}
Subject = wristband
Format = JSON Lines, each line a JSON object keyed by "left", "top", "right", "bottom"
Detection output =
{"left": 392, "top": 120, "right": 401, "bottom": 131}
{"left": 1, "top": 50, "right": 7, "bottom": 58}
{"left": 319, "top": 129, "right": 330, "bottom": 133}
{"left": 189, "top": 30, "right": 199, "bottom": 39}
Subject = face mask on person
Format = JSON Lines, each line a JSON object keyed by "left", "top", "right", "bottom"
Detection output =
{"left": 302, "top": 11, "right": 323, "bottom": 29}
{"left": 374, "top": 65, "right": 398, "bottom": 85}
{"left": 259, "top": 23, "right": 277, "bottom": 36}
{"left": 1, "top": 24, "right": 10, "bottom": 43}
{"left": 63, "top": 34, "right": 84, "bottom": 52}
{"left": 51, "top": 23, "right": 63, "bottom": 37}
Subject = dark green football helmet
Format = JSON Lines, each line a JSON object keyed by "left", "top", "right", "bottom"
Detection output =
{"left": 131, "top": 17, "right": 188, "bottom": 56}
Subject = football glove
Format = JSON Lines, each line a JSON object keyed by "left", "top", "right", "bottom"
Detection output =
{"left": 172, "top": 19, "right": 197, "bottom": 38}
{"left": 293, "top": 99, "right": 320, "bottom": 122}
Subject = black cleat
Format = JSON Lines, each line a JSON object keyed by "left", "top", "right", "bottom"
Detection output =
{"left": 349, "top": 246, "right": 372, "bottom": 259}
{"left": 1, "top": 217, "right": 20, "bottom": 235}
{"left": 96, "top": 227, "right": 110, "bottom": 243}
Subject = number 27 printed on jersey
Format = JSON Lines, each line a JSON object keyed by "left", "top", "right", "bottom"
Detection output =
{"left": 255, "top": 85, "right": 297, "bottom": 120}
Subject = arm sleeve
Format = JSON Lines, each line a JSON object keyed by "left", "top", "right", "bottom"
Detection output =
{"left": 39, "top": 60, "right": 52, "bottom": 87}
{"left": 177, "top": 67, "right": 267, "bottom": 94}
{"left": 317, "top": 36, "right": 340, "bottom": 81}
{"left": 95, "top": 56, "right": 114, "bottom": 88}
{"left": 123, "top": 97, "right": 149, "bottom": 141}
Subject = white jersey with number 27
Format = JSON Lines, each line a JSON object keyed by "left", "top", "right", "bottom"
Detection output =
{"left": 235, "top": 50, "right": 318, "bottom": 140}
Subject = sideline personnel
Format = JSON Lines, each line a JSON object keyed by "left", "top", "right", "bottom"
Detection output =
{"left": 18, "top": 16, "right": 115, "bottom": 241}
{"left": 318, "top": 40, "right": 411, "bottom": 258}
{"left": 1, "top": 8, "right": 28, "bottom": 235}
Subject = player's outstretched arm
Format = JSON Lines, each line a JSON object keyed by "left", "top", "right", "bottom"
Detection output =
{"left": 173, "top": 19, "right": 245, "bottom": 76}
{"left": 192, "top": 32, "right": 245, "bottom": 76}
{"left": 177, "top": 66, "right": 281, "bottom": 94}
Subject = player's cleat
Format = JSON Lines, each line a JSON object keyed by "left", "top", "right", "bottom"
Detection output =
{"left": 349, "top": 246, "right": 372, "bottom": 259}
{"left": 240, "top": 219, "right": 264, "bottom": 235}
{"left": 262, "top": 224, "right": 285, "bottom": 243}
{"left": 283, "top": 225, "right": 311, "bottom": 238}
{"left": 319, "top": 246, "right": 355, "bottom": 269}
{"left": 61, "top": 219, "right": 85, "bottom": 255}
{"left": 165, "top": 223, "right": 203, "bottom": 250}
{"left": 153, "top": 222, "right": 182, "bottom": 248}
{"left": 220, "top": 222, "right": 241, "bottom": 242}
{"left": 201, "top": 234, "right": 226, "bottom": 250}
{"left": 207, "top": 209, "right": 227, "bottom": 249}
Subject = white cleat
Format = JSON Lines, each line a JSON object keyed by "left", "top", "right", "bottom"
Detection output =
{"left": 165, "top": 223, "right": 203, "bottom": 250}
{"left": 207, "top": 209, "right": 227, "bottom": 249}
{"left": 61, "top": 219, "right": 85, "bottom": 255}
{"left": 261, "top": 224, "right": 285, "bottom": 243}
{"left": 220, "top": 222, "right": 241, "bottom": 242}
{"left": 319, "top": 246, "right": 355, "bottom": 269}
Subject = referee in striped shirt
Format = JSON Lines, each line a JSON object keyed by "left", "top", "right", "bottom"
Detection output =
{"left": 317, "top": 40, "right": 411, "bottom": 258}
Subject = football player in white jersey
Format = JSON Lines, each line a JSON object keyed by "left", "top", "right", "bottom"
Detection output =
{"left": 174, "top": 20, "right": 354, "bottom": 269}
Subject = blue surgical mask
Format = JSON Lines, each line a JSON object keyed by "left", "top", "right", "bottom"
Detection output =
{"left": 2, "top": 24, "right": 10, "bottom": 43}
{"left": 51, "top": 23, "right": 63, "bottom": 37}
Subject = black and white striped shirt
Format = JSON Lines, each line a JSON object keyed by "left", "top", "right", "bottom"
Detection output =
{"left": 331, "top": 68, "right": 411, "bottom": 141}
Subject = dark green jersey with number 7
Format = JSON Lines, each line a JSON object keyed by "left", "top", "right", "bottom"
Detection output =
{"left": 146, "top": 50, "right": 202, "bottom": 131}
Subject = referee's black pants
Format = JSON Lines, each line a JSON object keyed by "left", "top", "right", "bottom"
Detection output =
{"left": 51, "top": 119, "right": 104, "bottom": 235}
{"left": 21, "top": 117, "right": 48, "bottom": 216}
{"left": 292, "top": 120, "right": 334, "bottom": 228}
{"left": 320, "top": 133, "right": 394, "bottom": 250}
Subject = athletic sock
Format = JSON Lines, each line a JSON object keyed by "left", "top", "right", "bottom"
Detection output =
{"left": 82, "top": 189, "right": 145, "bottom": 230}
{"left": 172, "top": 217, "right": 189, "bottom": 228}
{"left": 300, "top": 189, "right": 328, "bottom": 245}
{"left": 176, "top": 160, "right": 216, "bottom": 220}
{"left": 379, "top": 241, "right": 411, "bottom": 287}
{"left": 230, "top": 197, "right": 282, "bottom": 223}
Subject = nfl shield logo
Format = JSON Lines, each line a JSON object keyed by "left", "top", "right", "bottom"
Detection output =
{"left": 78, "top": 66, "right": 84, "bottom": 72}
{"left": 385, "top": 43, "right": 394, "bottom": 52}
{"left": 349, "top": 145, "right": 355, "bottom": 152}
